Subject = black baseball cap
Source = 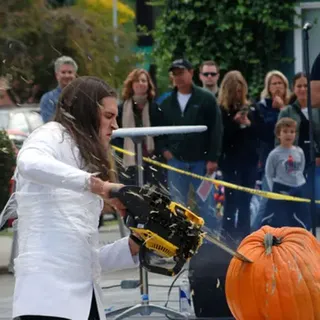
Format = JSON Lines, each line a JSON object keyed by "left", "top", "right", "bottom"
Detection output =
{"left": 169, "top": 59, "right": 193, "bottom": 72}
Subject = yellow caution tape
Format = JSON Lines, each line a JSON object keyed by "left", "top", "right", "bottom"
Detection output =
{"left": 112, "top": 145, "right": 319, "bottom": 204}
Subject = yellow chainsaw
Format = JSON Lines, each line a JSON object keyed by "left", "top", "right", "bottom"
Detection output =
{"left": 110, "top": 184, "right": 252, "bottom": 277}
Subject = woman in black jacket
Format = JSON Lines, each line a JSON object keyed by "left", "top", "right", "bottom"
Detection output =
{"left": 218, "top": 71, "right": 261, "bottom": 240}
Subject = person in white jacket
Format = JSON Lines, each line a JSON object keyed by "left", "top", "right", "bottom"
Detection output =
{"left": 12, "top": 76, "right": 141, "bottom": 320}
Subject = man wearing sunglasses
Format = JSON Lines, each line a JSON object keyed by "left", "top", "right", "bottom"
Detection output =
{"left": 199, "top": 60, "right": 220, "bottom": 96}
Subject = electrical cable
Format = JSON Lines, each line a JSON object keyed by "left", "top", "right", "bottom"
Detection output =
{"left": 164, "top": 269, "right": 187, "bottom": 320}
{"left": 101, "top": 283, "right": 179, "bottom": 290}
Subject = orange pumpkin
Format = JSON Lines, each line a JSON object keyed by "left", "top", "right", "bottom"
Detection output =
{"left": 225, "top": 226, "right": 320, "bottom": 320}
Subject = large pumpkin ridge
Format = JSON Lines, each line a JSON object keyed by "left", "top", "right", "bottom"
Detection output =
{"left": 284, "top": 239, "right": 320, "bottom": 316}
{"left": 288, "top": 238, "right": 320, "bottom": 316}
{"left": 272, "top": 241, "right": 307, "bottom": 318}
{"left": 256, "top": 234, "right": 285, "bottom": 319}
{"left": 247, "top": 235, "right": 275, "bottom": 318}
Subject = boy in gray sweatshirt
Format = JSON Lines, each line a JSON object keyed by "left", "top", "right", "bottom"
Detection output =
{"left": 261, "top": 117, "right": 311, "bottom": 229}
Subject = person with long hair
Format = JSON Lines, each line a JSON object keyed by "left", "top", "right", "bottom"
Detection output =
{"left": 311, "top": 52, "right": 320, "bottom": 107}
{"left": 251, "top": 70, "right": 291, "bottom": 231}
{"left": 114, "top": 68, "right": 164, "bottom": 186}
{"left": 218, "top": 71, "right": 261, "bottom": 240}
{"left": 258, "top": 70, "right": 291, "bottom": 174}
{"left": 10, "top": 76, "right": 140, "bottom": 320}
{"left": 278, "top": 72, "right": 320, "bottom": 199}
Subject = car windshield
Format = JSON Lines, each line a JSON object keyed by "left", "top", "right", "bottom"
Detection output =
{"left": 0, "top": 111, "right": 10, "bottom": 129}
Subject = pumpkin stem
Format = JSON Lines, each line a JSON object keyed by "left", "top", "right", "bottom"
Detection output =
{"left": 264, "top": 233, "right": 282, "bottom": 255}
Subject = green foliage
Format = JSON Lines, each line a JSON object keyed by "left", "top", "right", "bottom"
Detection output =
{"left": 152, "top": 0, "right": 297, "bottom": 99}
{"left": 0, "top": 131, "right": 15, "bottom": 217}
{"left": 0, "top": 0, "right": 139, "bottom": 101}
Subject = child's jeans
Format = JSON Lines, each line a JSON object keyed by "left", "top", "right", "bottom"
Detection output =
{"left": 261, "top": 182, "right": 311, "bottom": 230}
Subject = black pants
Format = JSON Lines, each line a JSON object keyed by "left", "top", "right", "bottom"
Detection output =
{"left": 16, "top": 292, "right": 100, "bottom": 320}
{"left": 261, "top": 182, "right": 311, "bottom": 229}
{"left": 222, "top": 167, "right": 257, "bottom": 240}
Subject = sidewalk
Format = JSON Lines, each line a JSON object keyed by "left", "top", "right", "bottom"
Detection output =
{"left": 0, "top": 235, "right": 12, "bottom": 275}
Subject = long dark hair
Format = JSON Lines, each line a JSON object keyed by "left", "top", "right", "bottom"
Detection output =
{"left": 54, "top": 76, "right": 117, "bottom": 181}
{"left": 289, "top": 72, "right": 307, "bottom": 104}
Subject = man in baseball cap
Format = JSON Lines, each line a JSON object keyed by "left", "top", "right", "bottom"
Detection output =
{"left": 168, "top": 58, "right": 193, "bottom": 72}
{"left": 156, "top": 57, "right": 223, "bottom": 232}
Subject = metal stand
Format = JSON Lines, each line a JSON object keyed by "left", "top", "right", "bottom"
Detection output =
{"left": 106, "top": 125, "right": 207, "bottom": 319}
{"left": 116, "top": 212, "right": 127, "bottom": 238}
{"left": 106, "top": 138, "right": 188, "bottom": 320}
{"left": 108, "top": 303, "right": 187, "bottom": 320}
{"left": 303, "top": 22, "right": 317, "bottom": 236}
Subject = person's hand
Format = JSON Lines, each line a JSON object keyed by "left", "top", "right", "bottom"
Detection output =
{"left": 102, "top": 182, "right": 126, "bottom": 217}
{"left": 90, "top": 176, "right": 126, "bottom": 217}
{"left": 316, "top": 157, "right": 320, "bottom": 167}
{"left": 272, "top": 95, "right": 285, "bottom": 109}
{"left": 163, "top": 150, "right": 173, "bottom": 161}
{"left": 233, "top": 111, "right": 251, "bottom": 126}
{"left": 105, "top": 197, "right": 126, "bottom": 217}
{"left": 102, "top": 201, "right": 116, "bottom": 213}
{"left": 206, "top": 161, "right": 218, "bottom": 175}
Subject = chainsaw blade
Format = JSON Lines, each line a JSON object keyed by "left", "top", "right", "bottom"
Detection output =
{"left": 201, "top": 226, "right": 252, "bottom": 263}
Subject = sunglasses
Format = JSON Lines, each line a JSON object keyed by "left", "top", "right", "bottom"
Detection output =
{"left": 202, "top": 72, "right": 218, "bottom": 77}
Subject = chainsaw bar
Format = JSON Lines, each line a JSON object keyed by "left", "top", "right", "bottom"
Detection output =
{"left": 201, "top": 226, "right": 252, "bottom": 263}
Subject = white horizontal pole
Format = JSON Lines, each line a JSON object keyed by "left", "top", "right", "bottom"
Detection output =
{"left": 111, "top": 125, "right": 207, "bottom": 138}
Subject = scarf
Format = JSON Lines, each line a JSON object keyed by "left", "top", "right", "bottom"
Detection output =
{"left": 122, "top": 96, "right": 154, "bottom": 167}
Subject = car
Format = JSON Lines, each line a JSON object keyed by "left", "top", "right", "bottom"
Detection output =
{"left": 0, "top": 105, "right": 43, "bottom": 229}
{"left": 0, "top": 104, "right": 43, "bottom": 149}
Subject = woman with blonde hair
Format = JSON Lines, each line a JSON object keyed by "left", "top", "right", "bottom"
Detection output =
{"left": 258, "top": 70, "right": 291, "bottom": 172}
{"left": 114, "top": 68, "right": 161, "bottom": 185}
{"left": 218, "top": 70, "right": 261, "bottom": 240}
{"left": 251, "top": 70, "right": 291, "bottom": 231}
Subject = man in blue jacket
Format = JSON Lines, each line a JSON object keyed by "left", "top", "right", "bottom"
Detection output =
{"left": 40, "top": 56, "right": 78, "bottom": 123}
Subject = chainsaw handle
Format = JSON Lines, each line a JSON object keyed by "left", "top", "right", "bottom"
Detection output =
{"left": 108, "top": 187, "right": 122, "bottom": 199}
{"left": 139, "top": 245, "right": 185, "bottom": 277}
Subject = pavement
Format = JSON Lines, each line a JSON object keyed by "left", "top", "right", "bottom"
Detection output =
{"left": 0, "top": 235, "right": 12, "bottom": 275}
{"left": 0, "top": 219, "right": 217, "bottom": 320}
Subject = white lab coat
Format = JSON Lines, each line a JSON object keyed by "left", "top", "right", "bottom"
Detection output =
{"left": 12, "top": 122, "right": 139, "bottom": 320}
